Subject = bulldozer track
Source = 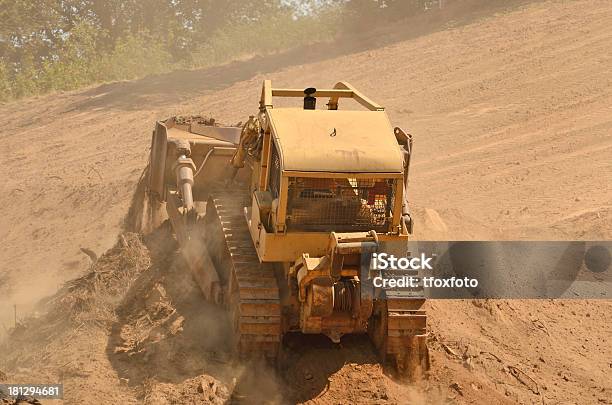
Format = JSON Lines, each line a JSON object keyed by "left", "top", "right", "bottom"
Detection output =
{"left": 206, "top": 189, "right": 282, "bottom": 360}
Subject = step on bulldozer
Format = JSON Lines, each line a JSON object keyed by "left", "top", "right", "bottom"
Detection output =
{"left": 145, "top": 81, "right": 429, "bottom": 378}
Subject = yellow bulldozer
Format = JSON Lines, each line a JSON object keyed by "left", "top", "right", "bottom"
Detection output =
{"left": 145, "top": 81, "right": 429, "bottom": 378}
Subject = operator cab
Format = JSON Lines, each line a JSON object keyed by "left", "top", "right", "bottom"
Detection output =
{"left": 246, "top": 81, "right": 412, "bottom": 262}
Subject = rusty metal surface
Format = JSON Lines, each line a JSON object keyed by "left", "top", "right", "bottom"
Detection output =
{"left": 369, "top": 297, "right": 429, "bottom": 380}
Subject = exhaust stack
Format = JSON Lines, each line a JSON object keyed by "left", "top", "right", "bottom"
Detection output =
{"left": 304, "top": 87, "right": 316, "bottom": 110}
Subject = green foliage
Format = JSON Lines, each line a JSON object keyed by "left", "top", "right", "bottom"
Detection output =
{"left": 103, "top": 34, "right": 173, "bottom": 81}
{"left": 0, "top": 0, "right": 429, "bottom": 102}
{"left": 38, "top": 22, "right": 103, "bottom": 92}
{"left": 0, "top": 0, "right": 347, "bottom": 102}
{"left": 191, "top": 7, "right": 342, "bottom": 67}
{"left": 0, "top": 61, "right": 9, "bottom": 94}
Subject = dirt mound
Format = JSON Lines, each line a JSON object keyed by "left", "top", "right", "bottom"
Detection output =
{"left": 51, "top": 233, "right": 151, "bottom": 325}
{"left": 0, "top": 233, "right": 154, "bottom": 403}
{"left": 107, "top": 224, "right": 292, "bottom": 403}
{"left": 144, "top": 375, "right": 230, "bottom": 405}
{"left": 107, "top": 226, "right": 232, "bottom": 394}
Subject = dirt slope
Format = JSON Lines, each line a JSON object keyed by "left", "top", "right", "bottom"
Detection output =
{"left": 1, "top": 0, "right": 611, "bottom": 403}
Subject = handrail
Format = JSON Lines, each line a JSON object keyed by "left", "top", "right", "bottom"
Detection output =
{"left": 259, "top": 80, "right": 384, "bottom": 111}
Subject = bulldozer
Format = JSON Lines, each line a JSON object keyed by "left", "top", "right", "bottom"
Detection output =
{"left": 145, "top": 81, "right": 429, "bottom": 378}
